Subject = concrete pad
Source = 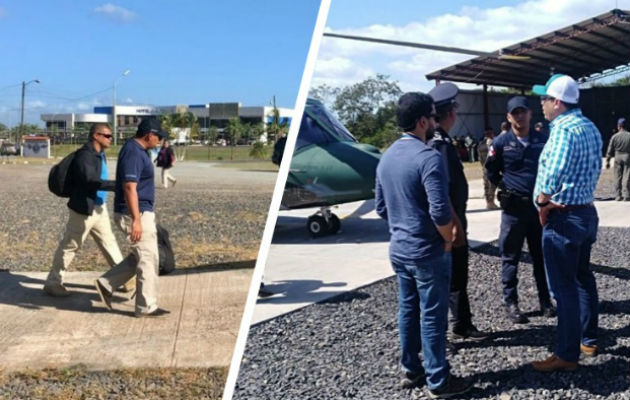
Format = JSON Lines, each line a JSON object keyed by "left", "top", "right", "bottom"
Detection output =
{"left": 254, "top": 179, "right": 630, "bottom": 324}
{"left": 0, "top": 266, "right": 251, "bottom": 372}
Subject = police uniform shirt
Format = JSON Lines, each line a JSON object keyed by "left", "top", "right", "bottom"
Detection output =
{"left": 485, "top": 128, "right": 548, "bottom": 197}
{"left": 428, "top": 127, "right": 469, "bottom": 211}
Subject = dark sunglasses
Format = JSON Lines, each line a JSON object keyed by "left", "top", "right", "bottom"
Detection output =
{"left": 97, "top": 132, "right": 113, "bottom": 139}
{"left": 540, "top": 96, "right": 555, "bottom": 102}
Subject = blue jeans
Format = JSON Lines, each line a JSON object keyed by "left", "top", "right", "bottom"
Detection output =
{"left": 391, "top": 252, "right": 452, "bottom": 390}
{"left": 542, "top": 206, "right": 599, "bottom": 362}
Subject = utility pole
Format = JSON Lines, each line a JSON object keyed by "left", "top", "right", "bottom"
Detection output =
{"left": 19, "top": 79, "right": 40, "bottom": 143}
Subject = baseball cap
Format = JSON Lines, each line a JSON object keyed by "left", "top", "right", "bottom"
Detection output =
{"left": 507, "top": 96, "right": 529, "bottom": 113}
{"left": 532, "top": 74, "right": 579, "bottom": 104}
{"left": 137, "top": 118, "right": 167, "bottom": 139}
{"left": 618, "top": 118, "right": 626, "bottom": 125}
{"left": 396, "top": 92, "right": 434, "bottom": 131}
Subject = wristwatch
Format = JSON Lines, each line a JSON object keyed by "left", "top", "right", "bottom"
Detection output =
{"left": 535, "top": 199, "right": 550, "bottom": 207}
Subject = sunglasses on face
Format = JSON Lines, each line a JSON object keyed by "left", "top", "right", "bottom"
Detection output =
{"left": 97, "top": 132, "right": 113, "bottom": 139}
{"left": 540, "top": 96, "right": 555, "bottom": 103}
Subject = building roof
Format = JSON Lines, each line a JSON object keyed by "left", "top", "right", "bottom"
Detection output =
{"left": 426, "top": 9, "right": 630, "bottom": 89}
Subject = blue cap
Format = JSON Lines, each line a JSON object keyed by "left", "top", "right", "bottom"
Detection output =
{"left": 428, "top": 83, "right": 459, "bottom": 110}
{"left": 507, "top": 96, "right": 529, "bottom": 113}
{"left": 137, "top": 118, "right": 166, "bottom": 139}
{"left": 618, "top": 118, "right": 626, "bottom": 125}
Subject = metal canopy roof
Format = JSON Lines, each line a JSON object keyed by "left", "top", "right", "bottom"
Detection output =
{"left": 426, "top": 9, "right": 630, "bottom": 89}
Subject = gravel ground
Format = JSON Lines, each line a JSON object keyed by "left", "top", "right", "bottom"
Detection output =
{"left": 0, "top": 366, "right": 227, "bottom": 400}
{"left": 0, "top": 162, "right": 276, "bottom": 271}
{"left": 234, "top": 172, "right": 630, "bottom": 400}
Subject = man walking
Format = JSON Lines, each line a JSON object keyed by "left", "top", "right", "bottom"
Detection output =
{"left": 44, "top": 123, "right": 123, "bottom": 296}
{"left": 484, "top": 96, "right": 554, "bottom": 324}
{"left": 606, "top": 118, "right": 630, "bottom": 201}
{"left": 428, "top": 83, "right": 489, "bottom": 341}
{"left": 375, "top": 92, "right": 472, "bottom": 397}
{"left": 531, "top": 74, "right": 602, "bottom": 371}
{"left": 94, "top": 118, "right": 169, "bottom": 317}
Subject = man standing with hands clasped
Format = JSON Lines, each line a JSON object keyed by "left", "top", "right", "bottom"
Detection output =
{"left": 94, "top": 118, "right": 170, "bottom": 317}
{"left": 484, "top": 96, "right": 554, "bottom": 325}
{"left": 530, "top": 74, "right": 602, "bottom": 371}
{"left": 376, "top": 92, "right": 472, "bottom": 398}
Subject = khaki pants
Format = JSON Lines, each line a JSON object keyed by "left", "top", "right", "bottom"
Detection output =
{"left": 47, "top": 205, "right": 123, "bottom": 285}
{"left": 97, "top": 211, "right": 159, "bottom": 315}
{"left": 161, "top": 167, "right": 176, "bottom": 188}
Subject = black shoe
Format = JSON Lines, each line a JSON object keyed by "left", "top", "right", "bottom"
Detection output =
{"left": 427, "top": 374, "right": 473, "bottom": 399}
{"left": 136, "top": 308, "right": 170, "bottom": 318}
{"left": 540, "top": 303, "right": 556, "bottom": 318}
{"left": 452, "top": 326, "right": 490, "bottom": 341}
{"left": 258, "top": 283, "right": 274, "bottom": 298}
{"left": 505, "top": 303, "right": 528, "bottom": 324}
{"left": 400, "top": 370, "right": 425, "bottom": 389}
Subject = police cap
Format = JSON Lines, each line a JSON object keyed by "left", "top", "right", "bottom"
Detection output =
{"left": 428, "top": 82, "right": 459, "bottom": 112}
{"left": 507, "top": 96, "right": 529, "bottom": 114}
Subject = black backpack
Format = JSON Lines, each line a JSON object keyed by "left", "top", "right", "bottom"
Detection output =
{"left": 157, "top": 224, "right": 176, "bottom": 275}
{"left": 156, "top": 149, "right": 167, "bottom": 167}
{"left": 48, "top": 151, "right": 77, "bottom": 197}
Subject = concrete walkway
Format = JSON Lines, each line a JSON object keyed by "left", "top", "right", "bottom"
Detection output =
{"left": 252, "top": 179, "right": 629, "bottom": 325}
{"left": 0, "top": 266, "right": 252, "bottom": 371}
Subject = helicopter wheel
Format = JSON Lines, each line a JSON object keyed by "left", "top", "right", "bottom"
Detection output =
{"left": 307, "top": 215, "right": 329, "bottom": 237}
{"left": 327, "top": 214, "right": 340, "bottom": 234}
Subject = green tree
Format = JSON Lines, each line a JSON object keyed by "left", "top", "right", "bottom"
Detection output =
{"left": 332, "top": 74, "right": 402, "bottom": 127}
{"left": 267, "top": 105, "right": 288, "bottom": 143}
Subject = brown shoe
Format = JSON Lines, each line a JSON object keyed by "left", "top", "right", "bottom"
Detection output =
{"left": 116, "top": 278, "right": 136, "bottom": 293}
{"left": 531, "top": 354, "right": 578, "bottom": 372}
{"left": 580, "top": 343, "right": 598, "bottom": 357}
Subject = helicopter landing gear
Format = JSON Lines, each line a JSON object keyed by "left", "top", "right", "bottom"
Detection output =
{"left": 307, "top": 207, "right": 340, "bottom": 237}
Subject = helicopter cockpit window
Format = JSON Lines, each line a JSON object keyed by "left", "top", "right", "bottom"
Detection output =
{"left": 309, "top": 104, "right": 357, "bottom": 143}
{"left": 295, "top": 113, "right": 333, "bottom": 150}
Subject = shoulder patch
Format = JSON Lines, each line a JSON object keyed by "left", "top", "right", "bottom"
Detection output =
{"left": 488, "top": 146, "right": 495, "bottom": 157}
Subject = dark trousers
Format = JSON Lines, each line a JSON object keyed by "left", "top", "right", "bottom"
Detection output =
{"left": 499, "top": 204, "right": 551, "bottom": 307}
{"left": 449, "top": 208, "right": 473, "bottom": 332}
{"left": 542, "top": 206, "right": 599, "bottom": 362}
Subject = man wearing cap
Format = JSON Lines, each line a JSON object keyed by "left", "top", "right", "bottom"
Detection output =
{"left": 427, "top": 82, "right": 489, "bottom": 341}
{"left": 606, "top": 118, "right": 630, "bottom": 201}
{"left": 477, "top": 127, "right": 499, "bottom": 210}
{"left": 44, "top": 123, "right": 125, "bottom": 296}
{"left": 375, "top": 92, "right": 472, "bottom": 397}
{"left": 94, "top": 118, "right": 170, "bottom": 317}
{"left": 484, "top": 96, "right": 554, "bottom": 325}
{"left": 531, "top": 74, "right": 602, "bottom": 371}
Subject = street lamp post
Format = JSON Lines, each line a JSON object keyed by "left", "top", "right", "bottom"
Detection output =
{"left": 19, "top": 79, "right": 40, "bottom": 142}
{"left": 112, "top": 69, "right": 130, "bottom": 147}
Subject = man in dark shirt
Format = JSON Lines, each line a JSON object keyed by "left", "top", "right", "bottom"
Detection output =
{"left": 375, "top": 92, "right": 472, "bottom": 398}
{"left": 44, "top": 123, "right": 123, "bottom": 297}
{"left": 94, "top": 118, "right": 169, "bottom": 317}
{"left": 427, "top": 83, "right": 489, "bottom": 340}
{"left": 484, "top": 96, "right": 554, "bottom": 324}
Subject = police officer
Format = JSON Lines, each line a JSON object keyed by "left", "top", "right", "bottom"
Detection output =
{"left": 428, "top": 83, "right": 489, "bottom": 340}
{"left": 485, "top": 96, "right": 555, "bottom": 324}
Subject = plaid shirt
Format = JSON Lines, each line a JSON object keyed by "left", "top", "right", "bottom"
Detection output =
{"left": 534, "top": 108, "right": 602, "bottom": 205}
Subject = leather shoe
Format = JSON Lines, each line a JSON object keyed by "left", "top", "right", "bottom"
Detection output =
{"left": 452, "top": 325, "right": 491, "bottom": 341}
{"left": 505, "top": 303, "right": 528, "bottom": 324}
{"left": 580, "top": 343, "right": 598, "bottom": 357}
{"left": 136, "top": 308, "right": 170, "bottom": 318}
{"left": 531, "top": 354, "right": 578, "bottom": 372}
{"left": 400, "top": 370, "right": 425, "bottom": 388}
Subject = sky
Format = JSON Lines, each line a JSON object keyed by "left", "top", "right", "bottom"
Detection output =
{"left": 0, "top": 1, "right": 321, "bottom": 127}
{"left": 313, "top": 0, "right": 629, "bottom": 94}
